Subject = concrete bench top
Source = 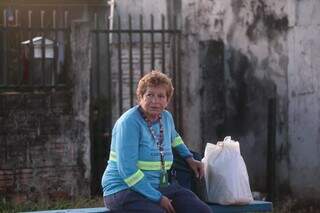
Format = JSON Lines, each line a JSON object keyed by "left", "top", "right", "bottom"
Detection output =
{"left": 21, "top": 200, "right": 272, "bottom": 213}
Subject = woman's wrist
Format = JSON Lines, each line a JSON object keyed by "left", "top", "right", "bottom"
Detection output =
{"left": 186, "top": 156, "right": 195, "bottom": 164}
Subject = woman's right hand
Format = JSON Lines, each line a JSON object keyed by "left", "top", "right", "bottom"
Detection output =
{"left": 160, "top": 196, "right": 176, "bottom": 213}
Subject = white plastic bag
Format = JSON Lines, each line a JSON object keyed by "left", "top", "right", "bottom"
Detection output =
{"left": 202, "top": 136, "right": 253, "bottom": 205}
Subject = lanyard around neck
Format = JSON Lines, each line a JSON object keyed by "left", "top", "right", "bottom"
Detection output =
{"left": 138, "top": 106, "right": 166, "bottom": 171}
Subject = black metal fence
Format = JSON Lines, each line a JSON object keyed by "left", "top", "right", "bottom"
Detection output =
{"left": 0, "top": 9, "right": 72, "bottom": 92}
{"left": 91, "top": 14, "right": 182, "bottom": 128}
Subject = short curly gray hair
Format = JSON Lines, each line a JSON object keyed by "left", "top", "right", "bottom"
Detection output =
{"left": 136, "top": 70, "right": 174, "bottom": 102}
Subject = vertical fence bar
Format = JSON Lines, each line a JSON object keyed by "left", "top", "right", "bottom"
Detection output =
{"left": 15, "top": 9, "right": 18, "bottom": 26}
{"left": 64, "top": 11, "right": 68, "bottom": 28}
{"left": 177, "top": 29, "right": 182, "bottom": 132}
{"left": 17, "top": 10, "right": 23, "bottom": 85}
{"left": 28, "top": 10, "right": 33, "bottom": 85}
{"left": 139, "top": 15, "right": 144, "bottom": 77}
{"left": 52, "top": 10, "right": 57, "bottom": 87}
{"left": 161, "top": 14, "right": 165, "bottom": 74}
{"left": 95, "top": 13, "right": 100, "bottom": 99}
{"left": 93, "top": 14, "right": 103, "bottom": 194}
{"left": 3, "top": 9, "right": 7, "bottom": 27}
{"left": 172, "top": 15, "right": 177, "bottom": 122}
{"left": 2, "top": 10, "right": 8, "bottom": 85}
{"left": 41, "top": 10, "right": 46, "bottom": 86}
{"left": 150, "top": 14, "right": 154, "bottom": 70}
{"left": 63, "top": 10, "right": 69, "bottom": 28}
{"left": 106, "top": 18, "right": 112, "bottom": 130}
{"left": 94, "top": 13, "right": 98, "bottom": 30}
{"left": 41, "top": 9, "right": 45, "bottom": 30}
{"left": 91, "top": 13, "right": 97, "bottom": 195}
{"left": 128, "top": 15, "right": 134, "bottom": 107}
{"left": 0, "top": 23, "right": 2, "bottom": 85}
{"left": 16, "top": 10, "right": 25, "bottom": 84}
{"left": 63, "top": 11, "right": 70, "bottom": 86}
{"left": 117, "top": 15, "right": 123, "bottom": 115}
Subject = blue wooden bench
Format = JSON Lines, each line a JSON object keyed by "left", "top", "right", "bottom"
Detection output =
{"left": 207, "top": 200, "right": 273, "bottom": 212}
{"left": 22, "top": 200, "right": 272, "bottom": 212}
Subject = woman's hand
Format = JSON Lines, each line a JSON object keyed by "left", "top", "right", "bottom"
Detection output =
{"left": 160, "top": 196, "right": 176, "bottom": 213}
{"left": 186, "top": 157, "right": 204, "bottom": 179}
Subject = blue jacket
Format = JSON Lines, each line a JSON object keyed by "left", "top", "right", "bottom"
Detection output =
{"left": 101, "top": 106, "right": 192, "bottom": 202}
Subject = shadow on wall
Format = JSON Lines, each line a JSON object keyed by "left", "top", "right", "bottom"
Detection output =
{"left": 199, "top": 39, "right": 277, "bottom": 192}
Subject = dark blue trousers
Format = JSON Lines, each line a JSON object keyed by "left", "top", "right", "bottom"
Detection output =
{"left": 104, "top": 182, "right": 212, "bottom": 213}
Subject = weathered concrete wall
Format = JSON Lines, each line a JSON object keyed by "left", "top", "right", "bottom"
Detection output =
{"left": 0, "top": 20, "right": 92, "bottom": 202}
{"left": 114, "top": 0, "right": 167, "bottom": 29}
{"left": 287, "top": 0, "right": 320, "bottom": 200}
{"left": 70, "top": 20, "right": 92, "bottom": 192}
{"left": 181, "top": 0, "right": 320, "bottom": 200}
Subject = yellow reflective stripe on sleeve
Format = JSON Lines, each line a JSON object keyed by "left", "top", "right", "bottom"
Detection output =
{"left": 172, "top": 136, "right": 184, "bottom": 148}
{"left": 109, "top": 151, "right": 117, "bottom": 161}
{"left": 124, "top": 170, "right": 144, "bottom": 187}
{"left": 137, "top": 161, "right": 173, "bottom": 170}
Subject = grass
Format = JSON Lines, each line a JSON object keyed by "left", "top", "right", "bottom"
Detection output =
{"left": 0, "top": 196, "right": 104, "bottom": 213}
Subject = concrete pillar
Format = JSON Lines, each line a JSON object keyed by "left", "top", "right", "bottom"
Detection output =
{"left": 70, "top": 20, "right": 92, "bottom": 196}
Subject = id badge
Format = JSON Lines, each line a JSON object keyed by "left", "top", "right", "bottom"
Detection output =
{"left": 159, "top": 171, "right": 169, "bottom": 187}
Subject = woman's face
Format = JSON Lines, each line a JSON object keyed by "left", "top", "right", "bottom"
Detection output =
{"left": 139, "top": 85, "right": 169, "bottom": 119}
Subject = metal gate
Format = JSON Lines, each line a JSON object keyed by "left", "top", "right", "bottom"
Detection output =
{"left": 90, "top": 14, "right": 182, "bottom": 194}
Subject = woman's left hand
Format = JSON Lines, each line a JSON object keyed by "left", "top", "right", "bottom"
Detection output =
{"left": 186, "top": 157, "right": 204, "bottom": 179}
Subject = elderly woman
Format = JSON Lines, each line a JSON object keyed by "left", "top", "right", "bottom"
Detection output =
{"left": 101, "top": 70, "right": 211, "bottom": 213}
